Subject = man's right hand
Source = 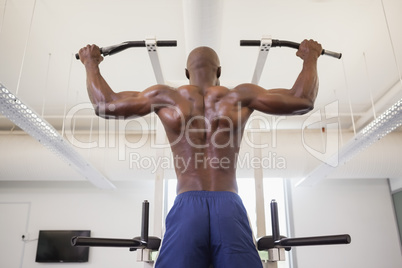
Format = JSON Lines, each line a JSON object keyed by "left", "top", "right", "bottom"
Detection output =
{"left": 78, "top": 44, "right": 104, "bottom": 67}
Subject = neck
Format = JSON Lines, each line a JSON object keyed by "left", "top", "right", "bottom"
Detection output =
{"left": 189, "top": 69, "right": 218, "bottom": 89}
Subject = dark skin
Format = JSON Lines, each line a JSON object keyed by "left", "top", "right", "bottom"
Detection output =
{"left": 79, "top": 40, "right": 322, "bottom": 194}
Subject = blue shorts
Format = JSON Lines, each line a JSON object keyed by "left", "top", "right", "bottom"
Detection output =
{"left": 155, "top": 191, "right": 263, "bottom": 268}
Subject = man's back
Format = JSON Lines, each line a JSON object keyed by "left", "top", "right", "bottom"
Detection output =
{"left": 157, "top": 85, "right": 252, "bottom": 194}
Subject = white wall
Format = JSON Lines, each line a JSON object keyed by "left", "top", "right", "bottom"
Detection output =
{"left": 1, "top": 178, "right": 401, "bottom": 268}
{"left": 0, "top": 180, "right": 155, "bottom": 268}
{"left": 289, "top": 178, "right": 402, "bottom": 268}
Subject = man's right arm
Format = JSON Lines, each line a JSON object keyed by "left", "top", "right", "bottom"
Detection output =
{"left": 79, "top": 45, "right": 174, "bottom": 119}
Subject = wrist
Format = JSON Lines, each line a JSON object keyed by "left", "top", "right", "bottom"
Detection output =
{"left": 303, "top": 54, "right": 319, "bottom": 65}
{"left": 84, "top": 62, "right": 100, "bottom": 72}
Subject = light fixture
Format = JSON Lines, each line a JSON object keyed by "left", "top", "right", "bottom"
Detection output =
{"left": 0, "top": 82, "right": 115, "bottom": 189}
{"left": 297, "top": 97, "right": 402, "bottom": 187}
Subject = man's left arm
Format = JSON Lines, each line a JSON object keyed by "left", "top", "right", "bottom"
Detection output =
{"left": 236, "top": 40, "right": 322, "bottom": 116}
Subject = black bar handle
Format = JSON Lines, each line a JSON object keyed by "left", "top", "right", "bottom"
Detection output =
{"left": 275, "top": 234, "right": 351, "bottom": 247}
{"left": 155, "top": 40, "right": 178, "bottom": 47}
{"left": 271, "top": 200, "right": 280, "bottom": 242}
{"left": 75, "top": 40, "right": 177, "bottom": 60}
{"left": 71, "top": 236, "right": 143, "bottom": 248}
{"left": 240, "top": 39, "right": 342, "bottom": 59}
{"left": 141, "top": 200, "right": 149, "bottom": 244}
{"left": 272, "top": 40, "right": 299, "bottom": 50}
{"left": 240, "top": 40, "right": 261, "bottom": 46}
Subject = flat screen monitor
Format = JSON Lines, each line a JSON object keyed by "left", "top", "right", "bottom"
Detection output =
{"left": 35, "top": 230, "right": 90, "bottom": 263}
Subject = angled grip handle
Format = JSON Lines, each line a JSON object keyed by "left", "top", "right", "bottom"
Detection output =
{"left": 75, "top": 40, "right": 177, "bottom": 60}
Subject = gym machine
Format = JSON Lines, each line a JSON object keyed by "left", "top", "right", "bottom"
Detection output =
{"left": 72, "top": 200, "right": 160, "bottom": 267}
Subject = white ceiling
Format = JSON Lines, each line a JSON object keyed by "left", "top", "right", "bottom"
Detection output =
{"left": 0, "top": 0, "right": 401, "bottom": 130}
{"left": 0, "top": 0, "right": 401, "bottom": 185}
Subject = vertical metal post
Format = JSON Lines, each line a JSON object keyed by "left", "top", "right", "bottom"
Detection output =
{"left": 264, "top": 261, "right": 278, "bottom": 268}
{"left": 141, "top": 200, "right": 149, "bottom": 244}
{"left": 249, "top": 37, "right": 272, "bottom": 237}
{"left": 251, "top": 36, "right": 272, "bottom": 85}
{"left": 145, "top": 37, "right": 165, "bottom": 84}
{"left": 271, "top": 200, "right": 280, "bottom": 242}
{"left": 251, "top": 120, "right": 266, "bottom": 238}
{"left": 144, "top": 38, "right": 168, "bottom": 238}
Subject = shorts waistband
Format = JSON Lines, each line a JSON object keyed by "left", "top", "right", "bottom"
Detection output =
{"left": 175, "top": 190, "right": 240, "bottom": 200}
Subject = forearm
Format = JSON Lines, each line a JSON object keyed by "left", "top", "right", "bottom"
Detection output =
{"left": 291, "top": 55, "right": 319, "bottom": 105}
{"left": 85, "top": 64, "right": 117, "bottom": 112}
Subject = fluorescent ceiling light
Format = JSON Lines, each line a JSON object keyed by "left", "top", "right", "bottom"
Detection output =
{"left": 297, "top": 97, "right": 402, "bottom": 187}
{"left": 0, "top": 82, "right": 115, "bottom": 189}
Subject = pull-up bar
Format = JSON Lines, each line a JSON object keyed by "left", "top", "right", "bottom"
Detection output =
{"left": 240, "top": 39, "right": 342, "bottom": 59}
{"left": 75, "top": 40, "right": 177, "bottom": 60}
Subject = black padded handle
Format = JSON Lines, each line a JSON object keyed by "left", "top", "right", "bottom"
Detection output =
{"left": 155, "top": 40, "right": 177, "bottom": 47}
{"left": 75, "top": 40, "right": 177, "bottom": 60}
{"left": 276, "top": 234, "right": 351, "bottom": 247}
{"left": 240, "top": 39, "right": 342, "bottom": 59}
{"left": 71, "top": 236, "right": 143, "bottom": 248}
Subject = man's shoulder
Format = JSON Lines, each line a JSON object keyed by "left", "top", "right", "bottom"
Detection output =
{"left": 233, "top": 83, "right": 260, "bottom": 91}
{"left": 146, "top": 84, "right": 178, "bottom": 96}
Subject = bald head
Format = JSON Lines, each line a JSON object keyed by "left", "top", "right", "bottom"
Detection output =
{"left": 186, "top": 47, "right": 221, "bottom": 85}
{"left": 186, "top": 46, "right": 220, "bottom": 71}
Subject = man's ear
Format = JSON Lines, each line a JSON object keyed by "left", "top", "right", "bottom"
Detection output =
{"left": 217, "top": 66, "right": 221, "bottom": 78}
{"left": 185, "top": 69, "right": 190, "bottom": 79}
